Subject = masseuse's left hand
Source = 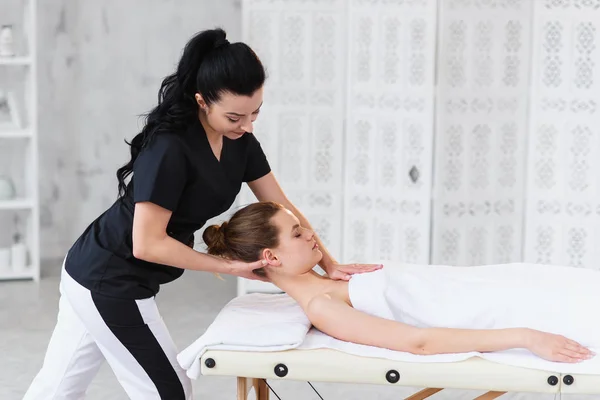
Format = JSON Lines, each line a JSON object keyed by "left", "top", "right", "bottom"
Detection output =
{"left": 324, "top": 263, "right": 383, "bottom": 281}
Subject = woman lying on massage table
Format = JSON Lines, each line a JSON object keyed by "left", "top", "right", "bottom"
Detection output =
{"left": 202, "top": 201, "right": 597, "bottom": 364}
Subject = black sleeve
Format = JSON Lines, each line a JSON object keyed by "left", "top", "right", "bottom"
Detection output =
{"left": 133, "top": 135, "right": 187, "bottom": 211}
{"left": 243, "top": 133, "right": 271, "bottom": 182}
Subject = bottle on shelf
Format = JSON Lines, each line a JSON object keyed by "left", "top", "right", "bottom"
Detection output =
{"left": 11, "top": 232, "right": 27, "bottom": 271}
{"left": 0, "top": 25, "right": 15, "bottom": 57}
{"left": 0, "top": 175, "right": 16, "bottom": 200}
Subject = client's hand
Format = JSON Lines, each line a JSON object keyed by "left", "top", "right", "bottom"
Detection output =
{"left": 325, "top": 263, "right": 383, "bottom": 281}
{"left": 527, "top": 329, "right": 594, "bottom": 363}
{"left": 226, "top": 259, "right": 270, "bottom": 282}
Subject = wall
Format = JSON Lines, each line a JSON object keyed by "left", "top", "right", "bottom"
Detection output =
{"left": 29, "top": 0, "right": 242, "bottom": 260}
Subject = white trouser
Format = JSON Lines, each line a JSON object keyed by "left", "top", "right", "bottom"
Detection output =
{"left": 23, "top": 267, "right": 192, "bottom": 400}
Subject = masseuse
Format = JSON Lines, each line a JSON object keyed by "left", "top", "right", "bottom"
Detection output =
{"left": 24, "top": 28, "right": 381, "bottom": 400}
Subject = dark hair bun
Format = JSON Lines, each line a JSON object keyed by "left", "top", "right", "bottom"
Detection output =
{"left": 203, "top": 222, "right": 228, "bottom": 256}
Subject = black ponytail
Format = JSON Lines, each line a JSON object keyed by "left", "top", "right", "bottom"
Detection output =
{"left": 116, "top": 28, "right": 266, "bottom": 199}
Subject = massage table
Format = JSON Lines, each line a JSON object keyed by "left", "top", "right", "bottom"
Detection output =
{"left": 177, "top": 292, "right": 600, "bottom": 400}
{"left": 199, "top": 348, "right": 600, "bottom": 399}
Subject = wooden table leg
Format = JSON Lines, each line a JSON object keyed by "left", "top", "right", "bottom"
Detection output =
{"left": 474, "top": 391, "right": 506, "bottom": 399}
{"left": 253, "top": 378, "right": 269, "bottom": 400}
{"left": 405, "top": 388, "right": 443, "bottom": 399}
{"left": 237, "top": 377, "right": 250, "bottom": 400}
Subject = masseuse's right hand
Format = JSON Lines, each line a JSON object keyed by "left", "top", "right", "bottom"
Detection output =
{"left": 225, "top": 259, "right": 269, "bottom": 282}
{"left": 527, "top": 329, "right": 594, "bottom": 363}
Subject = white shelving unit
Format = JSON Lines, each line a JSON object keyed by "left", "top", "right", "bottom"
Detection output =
{"left": 0, "top": 56, "right": 31, "bottom": 66}
{"left": 0, "top": 128, "right": 32, "bottom": 139}
{"left": 0, "top": 0, "right": 39, "bottom": 281}
{"left": 0, "top": 199, "right": 35, "bottom": 210}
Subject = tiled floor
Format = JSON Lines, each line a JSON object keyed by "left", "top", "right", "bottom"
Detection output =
{"left": 1, "top": 259, "right": 590, "bottom": 399}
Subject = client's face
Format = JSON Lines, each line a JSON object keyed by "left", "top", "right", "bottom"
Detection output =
{"left": 267, "top": 209, "right": 323, "bottom": 275}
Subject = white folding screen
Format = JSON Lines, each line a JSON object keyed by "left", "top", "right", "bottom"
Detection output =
{"left": 343, "top": 0, "right": 437, "bottom": 265}
{"left": 238, "top": 0, "right": 349, "bottom": 294}
{"left": 523, "top": 0, "right": 600, "bottom": 269}
{"left": 238, "top": 0, "right": 437, "bottom": 293}
{"left": 431, "top": 0, "right": 534, "bottom": 266}
{"left": 239, "top": 0, "right": 347, "bottom": 259}
{"left": 239, "top": 0, "right": 437, "bottom": 264}
{"left": 238, "top": 0, "right": 600, "bottom": 294}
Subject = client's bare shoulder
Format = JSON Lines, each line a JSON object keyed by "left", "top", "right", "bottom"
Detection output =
{"left": 325, "top": 279, "right": 352, "bottom": 306}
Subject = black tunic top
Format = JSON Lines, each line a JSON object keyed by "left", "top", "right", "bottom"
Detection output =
{"left": 64, "top": 119, "right": 271, "bottom": 299}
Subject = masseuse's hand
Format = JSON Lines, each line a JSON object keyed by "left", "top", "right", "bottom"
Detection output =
{"left": 324, "top": 263, "right": 383, "bottom": 281}
{"left": 226, "top": 259, "right": 270, "bottom": 282}
{"left": 527, "top": 329, "right": 594, "bottom": 363}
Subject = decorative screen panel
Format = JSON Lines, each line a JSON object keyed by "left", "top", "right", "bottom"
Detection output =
{"left": 431, "top": 0, "right": 534, "bottom": 266}
{"left": 523, "top": 0, "right": 600, "bottom": 269}
{"left": 239, "top": 0, "right": 346, "bottom": 252}
{"left": 238, "top": 0, "right": 346, "bottom": 293}
{"left": 342, "top": 0, "right": 437, "bottom": 265}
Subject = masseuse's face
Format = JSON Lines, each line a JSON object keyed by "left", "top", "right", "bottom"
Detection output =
{"left": 196, "top": 87, "right": 263, "bottom": 140}
{"left": 263, "top": 209, "right": 323, "bottom": 275}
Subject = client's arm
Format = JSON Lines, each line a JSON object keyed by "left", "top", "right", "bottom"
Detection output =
{"left": 306, "top": 294, "right": 592, "bottom": 363}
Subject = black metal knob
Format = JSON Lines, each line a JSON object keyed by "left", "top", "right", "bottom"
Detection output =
{"left": 547, "top": 375, "right": 558, "bottom": 386}
{"left": 409, "top": 166, "right": 420, "bottom": 183}
{"left": 204, "top": 358, "right": 216, "bottom": 368}
{"left": 274, "top": 363, "right": 288, "bottom": 377}
{"left": 563, "top": 375, "right": 574, "bottom": 385}
{"left": 386, "top": 369, "right": 400, "bottom": 383}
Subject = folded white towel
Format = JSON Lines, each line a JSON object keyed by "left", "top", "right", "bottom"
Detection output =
{"left": 177, "top": 293, "right": 311, "bottom": 379}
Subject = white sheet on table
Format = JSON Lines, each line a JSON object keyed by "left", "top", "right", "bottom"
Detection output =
{"left": 299, "top": 327, "right": 600, "bottom": 375}
{"left": 345, "top": 262, "right": 600, "bottom": 374}
{"left": 177, "top": 293, "right": 311, "bottom": 380}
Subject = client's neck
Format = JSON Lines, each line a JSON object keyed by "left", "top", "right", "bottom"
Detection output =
{"left": 268, "top": 269, "right": 330, "bottom": 307}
